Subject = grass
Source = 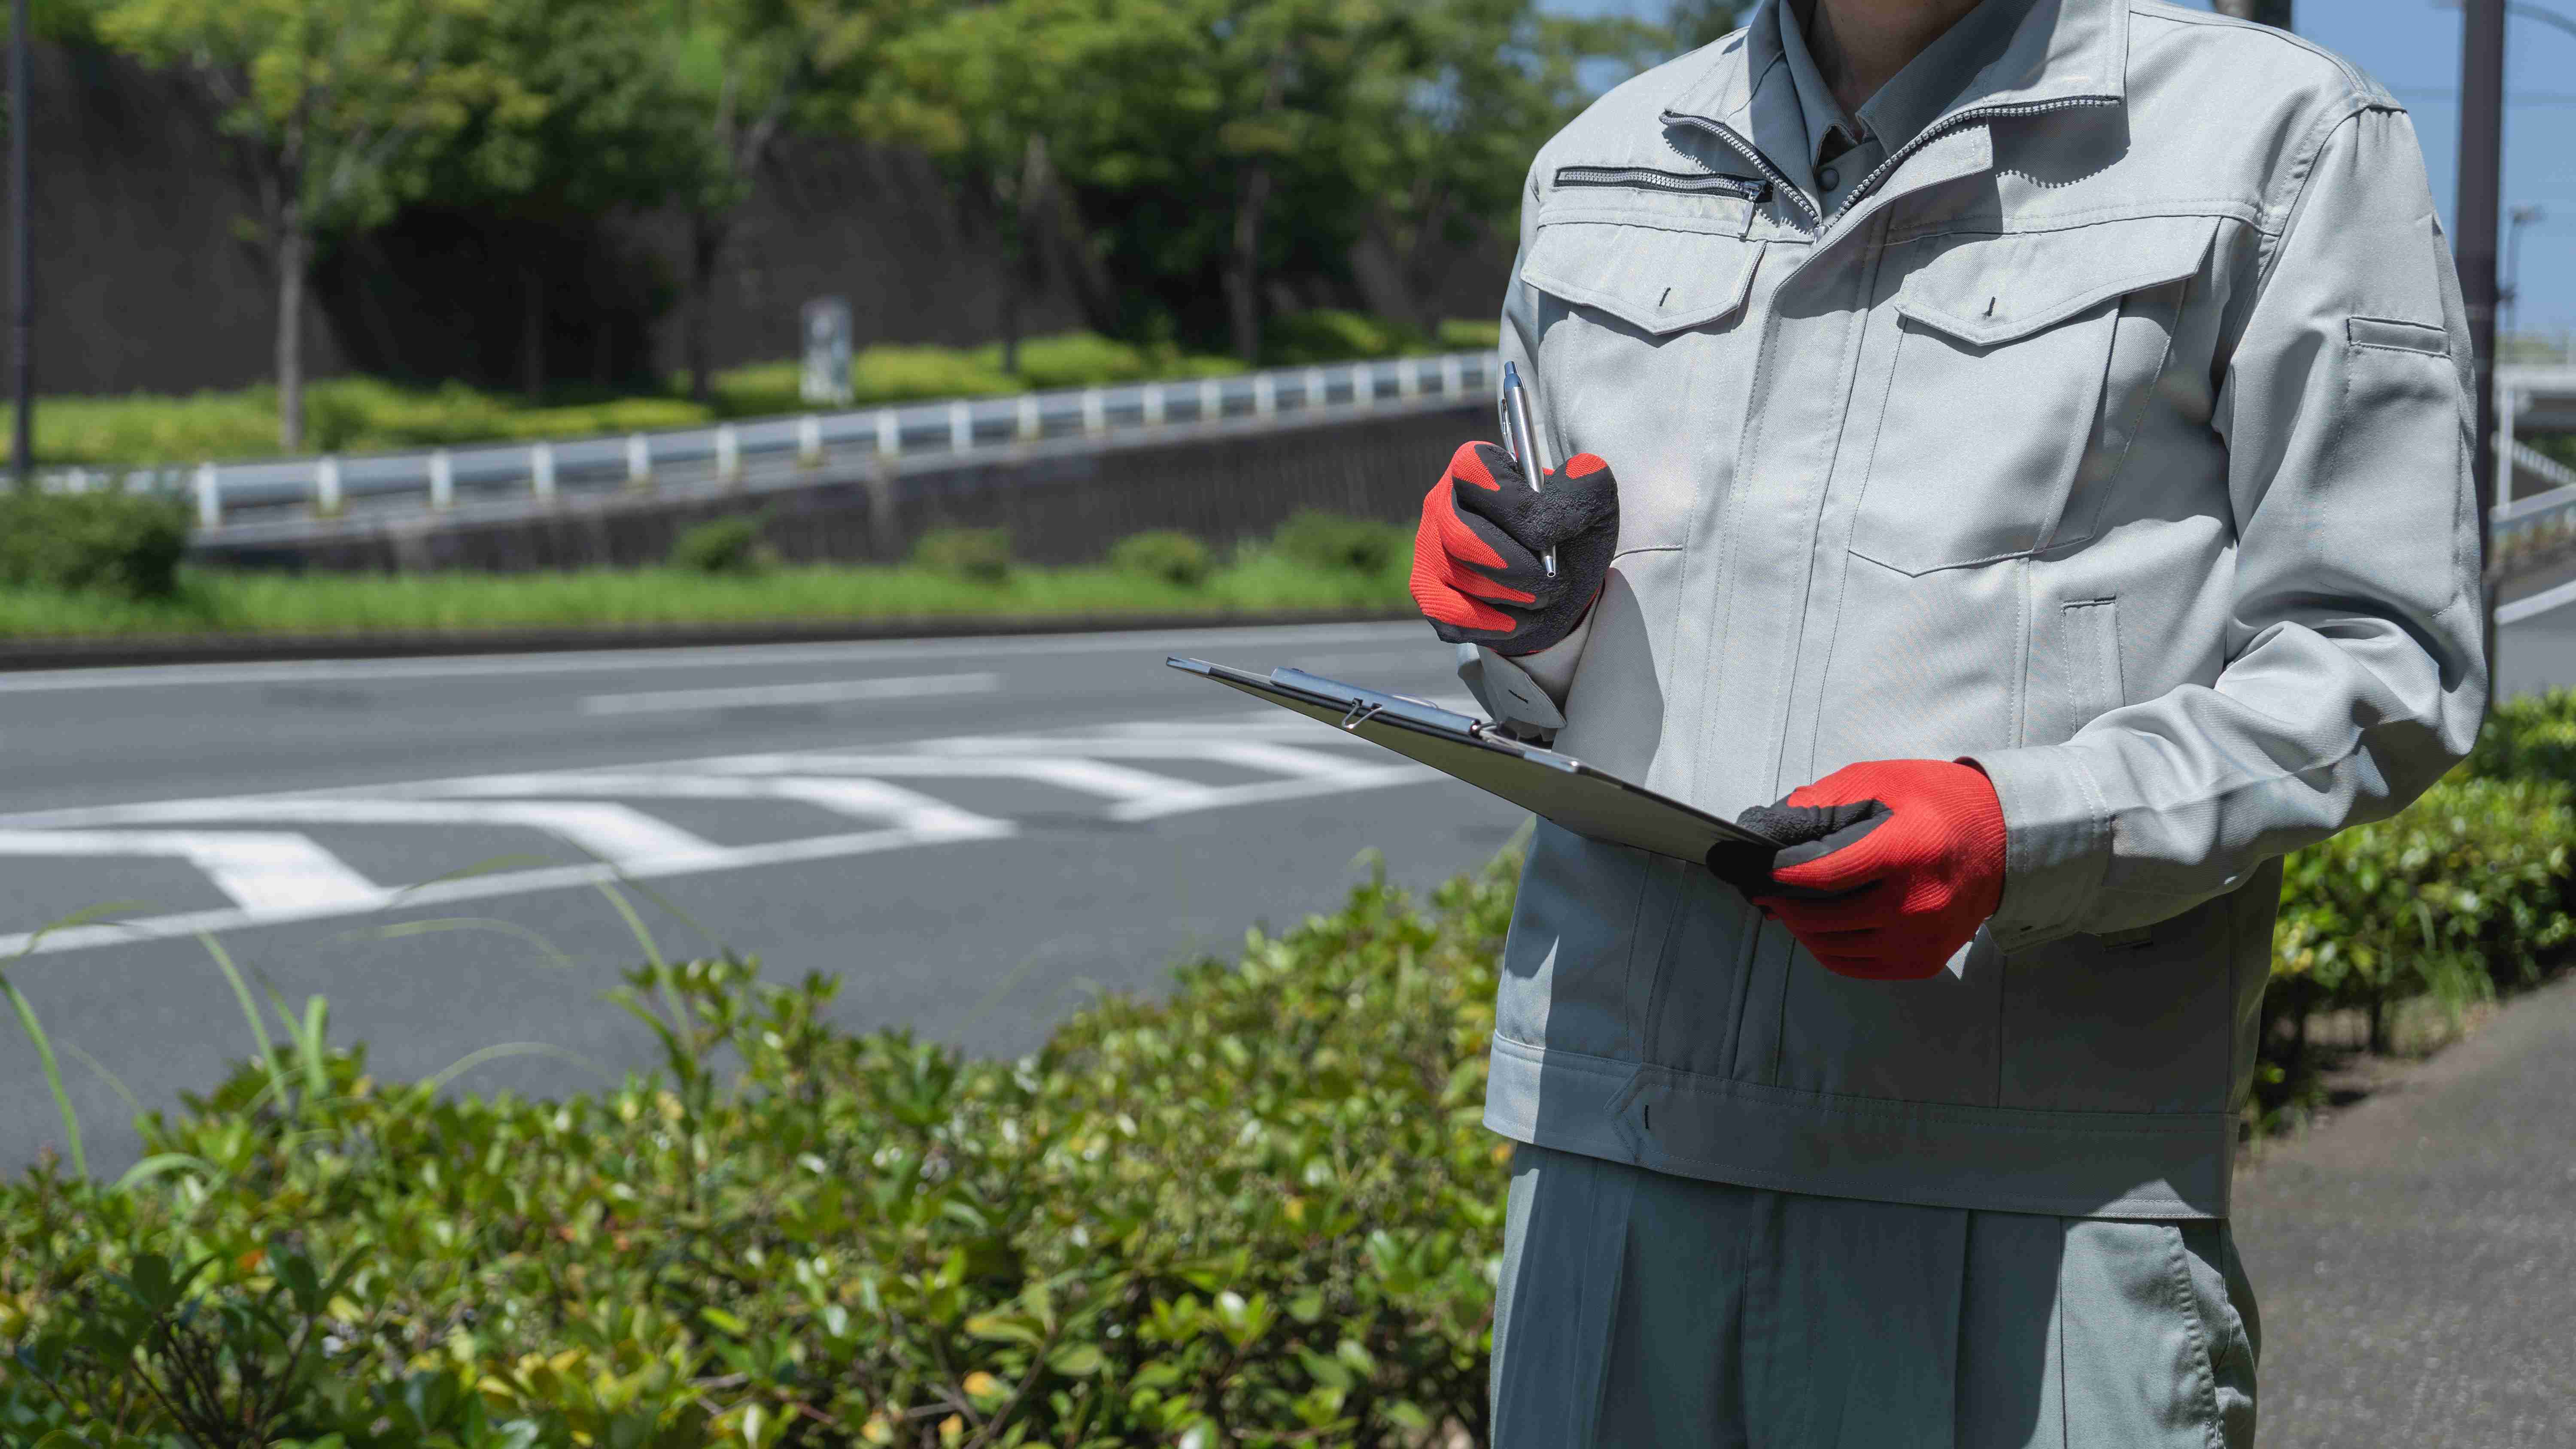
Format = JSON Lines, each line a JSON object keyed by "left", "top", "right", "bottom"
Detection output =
{"left": 0, "top": 548, "right": 1415, "bottom": 640}
{"left": 12, "top": 317, "right": 1505, "bottom": 469}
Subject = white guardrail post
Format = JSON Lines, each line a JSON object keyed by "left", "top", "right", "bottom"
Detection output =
{"left": 627, "top": 433, "right": 650, "bottom": 486}
{"left": 1200, "top": 377, "right": 1220, "bottom": 423}
{"left": 1254, "top": 373, "right": 1275, "bottom": 417}
{"left": 1081, "top": 388, "right": 1106, "bottom": 436}
{"left": 1442, "top": 354, "right": 1461, "bottom": 397}
{"left": 195, "top": 461, "right": 220, "bottom": 527}
{"left": 1143, "top": 382, "right": 1165, "bottom": 426}
{"left": 532, "top": 441, "right": 556, "bottom": 501}
{"left": 799, "top": 414, "right": 823, "bottom": 466}
{"left": 1017, "top": 393, "right": 1041, "bottom": 441}
{"left": 429, "top": 449, "right": 454, "bottom": 510}
{"left": 877, "top": 409, "right": 901, "bottom": 459}
{"left": 315, "top": 456, "right": 342, "bottom": 515}
{"left": 948, "top": 400, "right": 972, "bottom": 451}
{"left": 716, "top": 424, "right": 740, "bottom": 481}
{"left": 1306, "top": 367, "right": 1327, "bottom": 411}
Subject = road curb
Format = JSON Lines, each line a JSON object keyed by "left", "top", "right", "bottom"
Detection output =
{"left": 0, "top": 609, "right": 1419, "bottom": 672}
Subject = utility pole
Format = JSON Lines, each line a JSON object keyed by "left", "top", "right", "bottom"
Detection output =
{"left": 2211, "top": 0, "right": 2293, "bottom": 28}
{"left": 9, "top": 0, "right": 29, "bottom": 491}
{"left": 2460, "top": 0, "right": 2506, "bottom": 668}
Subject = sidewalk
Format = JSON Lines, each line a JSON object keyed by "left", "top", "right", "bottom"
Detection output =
{"left": 2233, "top": 973, "right": 2576, "bottom": 1448}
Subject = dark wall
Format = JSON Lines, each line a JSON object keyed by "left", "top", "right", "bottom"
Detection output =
{"left": 28, "top": 42, "right": 1512, "bottom": 400}
{"left": 27, "top": 42, "right": 349, "bottom": 397}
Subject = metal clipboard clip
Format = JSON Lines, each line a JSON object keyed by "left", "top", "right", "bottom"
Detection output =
{"left": 1340, "top": 698, "right": 1387, "bottom": 731}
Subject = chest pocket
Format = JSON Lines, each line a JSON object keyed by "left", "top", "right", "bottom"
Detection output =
{"left": 1850, "top": 215, "right": 2217, "bottom": 576}
{"left": 1521, "top": 218, "right": 1763, "bottom": 337}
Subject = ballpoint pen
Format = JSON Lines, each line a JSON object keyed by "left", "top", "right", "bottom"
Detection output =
{"left": 1498, "top": 362, "right": 1558, "bottom": 579}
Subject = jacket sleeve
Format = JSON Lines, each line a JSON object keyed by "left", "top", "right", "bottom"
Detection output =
{"left": 1971, "top": 102, "right": 2489, "bottom": 951}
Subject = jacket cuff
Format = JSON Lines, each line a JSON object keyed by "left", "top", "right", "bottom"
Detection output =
{"left": 1965, "top": 743, "right": 2116, "bottom": 953}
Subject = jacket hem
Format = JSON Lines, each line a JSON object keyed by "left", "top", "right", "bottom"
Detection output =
{"left": 1484, "top": 1032, "right": 2234, "bottom": 1220}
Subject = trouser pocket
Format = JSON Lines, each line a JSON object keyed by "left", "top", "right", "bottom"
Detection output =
{"left": 2053, "top": 1220, "right": 2258, "bottom": 1449}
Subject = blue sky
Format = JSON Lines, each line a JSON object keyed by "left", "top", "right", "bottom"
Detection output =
{"left": 1540, "top": 0, "right": 2576, "bottom": 336}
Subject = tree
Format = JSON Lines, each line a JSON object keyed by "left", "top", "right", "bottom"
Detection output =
{"left": 417, "top": 0, "right": 709, "bottom": 396}
{"left": 1663, "top": 0, "right": 1745, "bottom": 53}
{"left": 862, "top": 0, "right": 1106, "bottom": 371}
{"left": 1354, "top": 0, "right": 1655, "bottom": 334}
{"left": 2210, "top": 0, "right": 2292, "bottom": 27}
{"left": 656, "top": 0, "right": 928, "bottom": 403}
{"left": 94, "top": 0, "right": 514, "bottom": 449}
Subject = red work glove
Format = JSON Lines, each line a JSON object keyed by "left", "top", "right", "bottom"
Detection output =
{"left": 1727, "top": 760, "right": 2008, "bottom": 981}
{"left": 1410, "top": 441, "right": 1619, "bottom": 656}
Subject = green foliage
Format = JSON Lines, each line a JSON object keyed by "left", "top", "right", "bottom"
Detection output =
{"left": 0, "top": 492, "right": 191, "bottom": 600}
{"left": 0, "top": 548, "right": 1416, "bottom": 640}
{"left": 1261, "top": 311, "right": 1429, "bottom": 366}
{"left": 2461, "top": 688, "right": 2576, "bottom": 785}
{"left": 1109, "top": 530, "right": 1216, "bottom": 587}
{"left": 669, "top": 517, "right": 772, "bottom": 577}
{"left": 0, "top": 863, "right": 1521, "bottom": 1446}
{"left": 2274, "top": 777, "right": 2576, "bottom": 1020}
{"left": 908, "top": 527, "right": 1015, "bottom": 583}
{"left": 1271, "top": 510, "right": 1408, "bottom": 576}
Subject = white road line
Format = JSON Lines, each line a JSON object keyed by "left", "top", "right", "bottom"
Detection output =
{"left": 578, "top": 672, "right": 1001, "bottom": 715}
{"left": 0, "top": 820, "right": 1016, "bottom": 958}
{"left": 697, "top": 755, "right": 1224, "bottom": 812}
{"left": 2499, "top": 576, "right": 2576, "bottom": 625}
{"left": 0, "top": 829, "right": 385, "bottom": 915}
{"left": 1106, "top": 763, "right": 1436, "bottom": 822}
{"left": 405, "top": 773, "right": 1009, "bottom": 838}
{"left": 0, "top": 621, "right": 1421, "bottom": 694}
{"left": 20, "top": 799, "right": 728, "bottom": 870}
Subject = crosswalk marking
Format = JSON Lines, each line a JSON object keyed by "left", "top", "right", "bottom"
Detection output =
{"left": 21, "top": 798, "right": 732, "bottom": 871}
{"left": 0, "top": 710, "right": 1452, "bottom": 958}
{"left": 0, "top": 829, "right": 386, "bottom": 914}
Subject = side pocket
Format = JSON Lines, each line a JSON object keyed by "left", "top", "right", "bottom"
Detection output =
{"left": 2178, "top": 1222, "right": 2260, "bottom": 1449}
{"left": 2066, "top": 597, "right": 2125, "bottom": 732}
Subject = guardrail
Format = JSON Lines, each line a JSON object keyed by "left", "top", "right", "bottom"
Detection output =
{"left": 29, "top": 351, "right": 1503, "bottom": 531}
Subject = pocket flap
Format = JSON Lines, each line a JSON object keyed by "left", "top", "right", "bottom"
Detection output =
{"left": 1896, "top": 215, "right": 2217, "bottom": 347}
{"left": 1521, "top": 221, "right": 1763, "bottom": 336}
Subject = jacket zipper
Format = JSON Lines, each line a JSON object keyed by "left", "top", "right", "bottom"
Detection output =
{"left": 1554, "top": 165, "right": 1768, "bottom": 202}
{"left": 1660, "top": 94, "right": 2117, "bottom": 232}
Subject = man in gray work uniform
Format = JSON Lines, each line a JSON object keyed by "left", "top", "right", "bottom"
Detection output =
{"left": 1405, "top": 0, "right": 2485, "bottom": 1442}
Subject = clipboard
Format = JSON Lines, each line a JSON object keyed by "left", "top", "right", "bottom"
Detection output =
{"left": 1166, "top": 657, "right": 1777, "bottom": 865}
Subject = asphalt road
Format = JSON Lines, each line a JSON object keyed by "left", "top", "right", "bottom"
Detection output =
{"left": 0, "top": 620, "right": 1525, "bottom": 1171}
{"left": 2234, "top": 971, "right": 2576, "bottom": 1449}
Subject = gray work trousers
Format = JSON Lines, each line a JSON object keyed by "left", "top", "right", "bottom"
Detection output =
{"left": 1492, "top": 1144, "right": 2260, "bottom": 1448}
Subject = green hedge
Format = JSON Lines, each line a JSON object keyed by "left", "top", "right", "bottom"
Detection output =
{"left": 12, "top": 315, "right": 1496, "bottom": 468}
{"left": 0, "top": 491, "right": 192, "bottom": 600}
{"left": 0, "top": 865, "right": 1513, "bottom": 1447}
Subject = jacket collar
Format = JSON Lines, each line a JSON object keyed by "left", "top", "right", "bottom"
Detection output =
{"left": 1665, "top": 0, "right": 2127, "bottom": 137}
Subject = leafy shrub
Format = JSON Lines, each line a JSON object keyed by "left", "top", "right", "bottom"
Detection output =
{"left": 911, "top": 525, "right": 1014, "bottom": 582}
{"left": 0, "top": 490, "right": 191, "bottom": 599}
{"left": 669, "top": 515, "right": 772, "bottom": 577}
{"left": 1272, "top": 510, "right": 1407, "bottom": 576}
{"left": 2459, "top": 688, "right": 2576, "bottom": 785}
{"left": 1434, "top": 319, "right": 1502, "bottom": 351}
{"left": 0, "top": 863, "right": 1518, "bottom": 1446}
{"left": 1109, "top": 529, "right": 1215, "bottom": 587}
{"left": 2272, "top": 776, "right": 2576, "bottom": 1056}
{"left": 1262, "top": 311, "right": 1430, "bottom": 367}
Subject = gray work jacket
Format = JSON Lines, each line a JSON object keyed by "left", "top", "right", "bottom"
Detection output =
{"left": 1479, "top": 0, "right": 2486, "bottom": 1219}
